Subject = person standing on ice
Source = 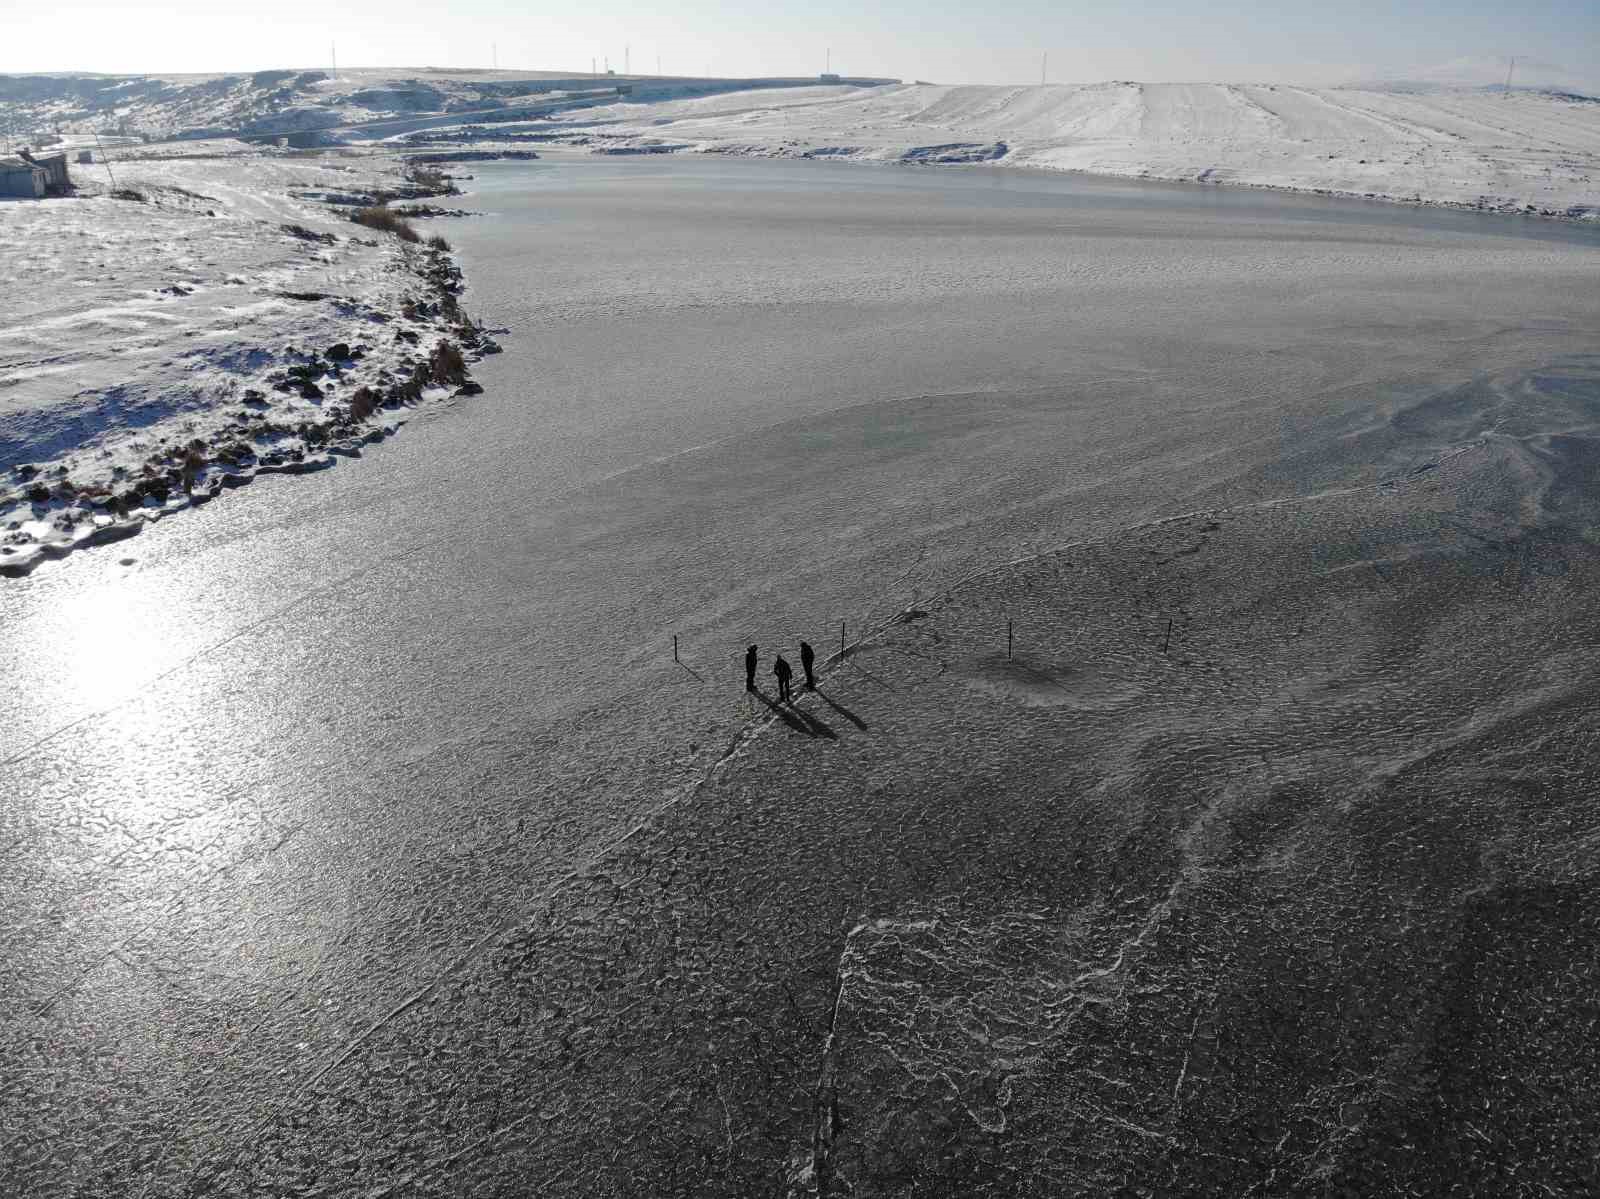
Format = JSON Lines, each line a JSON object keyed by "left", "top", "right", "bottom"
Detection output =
{"left": 745, "top": 644, "right": 759, "bottom": 691}
{"left": 799, "top": 640, "right": 816, "bottom": 690}
{"left": 773, "top": 654, "right": 794, "bottom": 703}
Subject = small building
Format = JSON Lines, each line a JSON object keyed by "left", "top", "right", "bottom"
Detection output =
{"left": 77, "top": 150, "right": 93, "bottom": 164}
{"left": 0, "top": 156, "right": 46, "bottom": 198}
{"left": 19, "top": 149, "right": 70, "bottom": 193}
{"left": 820, "top": 72, "right": 841, "bottom": 83}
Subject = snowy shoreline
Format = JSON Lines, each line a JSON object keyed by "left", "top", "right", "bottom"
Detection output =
{"left": 0, "top": 147, "right": 499, "bottom": 578}
{"left": 532, "top": 131, "right": 1600, "bottom": 225}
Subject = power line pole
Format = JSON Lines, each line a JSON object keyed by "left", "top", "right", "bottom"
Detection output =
{"left": 625, "top": 44, "right": 630, "bottom": 75}
{"left": 591, "top": 57, "right": 597, "bottom": 77}
{"left": 1040, "top": 51, "right": 1047, "bottom": 86}
{"left": 92, "top": 130, "right": 117, "bottom": 189}
{"left": 331, "top": 43, "right": 337, "bottom": 74}
{"left": 657, "top": 54, "right": 661, "bottom": 75}
{"left": 1503, "top": 55, "right": 1517, "bottom": 97}
{"left": 492, "top": 43, "right": 498, "bottom": 70}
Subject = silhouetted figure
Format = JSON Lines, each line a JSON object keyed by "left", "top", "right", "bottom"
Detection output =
{"left": 774, "top": 655, "right": 794, "bottom": 703}
{"left": 800, "top": 641, "right": 816, "bottom": 690}
{"left": 745, "top": 644, "right": 758, "bottom": 691}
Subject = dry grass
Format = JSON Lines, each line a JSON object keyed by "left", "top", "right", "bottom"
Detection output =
{"left": 407, "top": 166, "right": 450, "bottom": 192}
{"left": 351, "top": 206, "right": 421, "bottom": 243}
{"left": 429, "top": 340, "right": 467, "bottom": 386}
{"left": 426, "top": 234, "right": 452, "bottom": 252}
{"left": 348, "top": 386, "right": 380, "bottom": 422}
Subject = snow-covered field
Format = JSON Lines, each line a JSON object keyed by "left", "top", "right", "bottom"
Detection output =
{"left": 0, "top": 147, "right": 495, "bottom": 576}
{"left": 535, "top": 81, "right": 1600, "bottom": 219}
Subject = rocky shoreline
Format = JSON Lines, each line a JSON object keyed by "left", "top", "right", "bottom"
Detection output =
{"left": 0, "top": 163, "right": 499, "bottom": 579}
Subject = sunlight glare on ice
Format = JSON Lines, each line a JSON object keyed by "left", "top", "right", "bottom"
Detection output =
{"left": 55, "top": 579, "right": 174, "bottom": 711}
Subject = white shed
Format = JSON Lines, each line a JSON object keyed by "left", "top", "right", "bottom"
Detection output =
{"left": 0, "top": 156, "right": 46, "bottom": 198}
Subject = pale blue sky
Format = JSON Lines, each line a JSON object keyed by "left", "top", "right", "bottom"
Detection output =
{"left": 5, "top": 0, "right": 1598, "bottom": 87}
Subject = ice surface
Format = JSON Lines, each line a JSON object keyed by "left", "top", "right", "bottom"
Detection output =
{"left": 3, "top": 155, "right": 1600, "bottom": 1194}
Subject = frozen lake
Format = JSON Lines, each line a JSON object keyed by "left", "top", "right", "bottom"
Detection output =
{"left": 5, "top": 153, "right": 1600, "bottom": 1193}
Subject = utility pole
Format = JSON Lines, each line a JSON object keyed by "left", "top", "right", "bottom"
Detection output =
{"left": 657, "top": 54, "right": 661, "bottom": 75}
{"left": 92, "top": 130, "right": 117, "bottom": 189}
{"left": 591, "top": 57, "right": 597, "bottom": 77}
{"left": 1503, "top": 55, "right": 1517, "bottom": 97}
{"left": 826, "top": 47, "right": 831, "bottom": 74}
{"left": 492, "top": 43, "right": 498, "bottom": 70}
{"left": 1040, "top": 51, "right": 1047, "bottom": 86}
{"left": 625, "top": 44, "right": 630, "bottom": 75}
{"left": 331, "top": 43, "right": 337, "bottom": 74}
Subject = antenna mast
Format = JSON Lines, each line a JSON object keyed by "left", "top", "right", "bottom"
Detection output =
{"left": 1503, "top": 55, "right": 1516, "bottom": 97}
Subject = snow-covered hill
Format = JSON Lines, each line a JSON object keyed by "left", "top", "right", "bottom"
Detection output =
{"left": 528, "top": 80, "right": 1600, "bottom": 219}
{"left": 0, "top": 69, "right": 896, "bottom": 143}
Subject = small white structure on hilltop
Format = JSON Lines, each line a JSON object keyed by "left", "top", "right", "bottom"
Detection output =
{"left": 0, "top": 156, "right": 46, "bottom": 198}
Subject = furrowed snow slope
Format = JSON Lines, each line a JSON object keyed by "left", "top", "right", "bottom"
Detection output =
{"left": 552, "top": 81, "right": 1600, "bottom": 217}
